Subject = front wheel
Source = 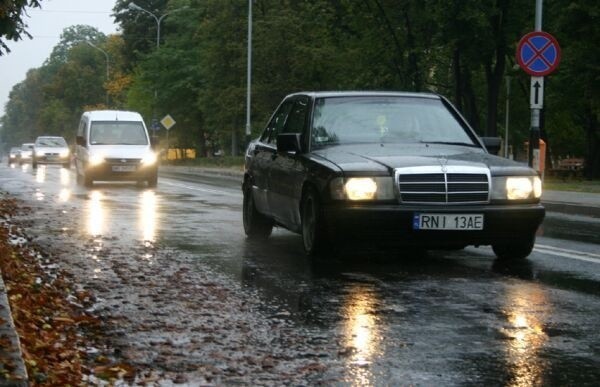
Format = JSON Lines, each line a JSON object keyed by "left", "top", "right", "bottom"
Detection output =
{"left": 492, "top": 236, "right": 535, "bottom": 261}
{"left": 243, "top": 185, "right": 273, "bottom": 239}
{"left": 147, "top": 171, "right": 158, "bottom": 188}
{"left": 301, "top": 188, "right": 330, "bottom": 256}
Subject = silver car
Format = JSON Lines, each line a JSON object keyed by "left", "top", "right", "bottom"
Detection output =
{"left": 32, "top": 136, "right": 71, "bottom": 168}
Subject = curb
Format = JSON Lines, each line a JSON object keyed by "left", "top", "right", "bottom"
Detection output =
{"left": 0, "top": 275, "right": 28, "bottom": 386}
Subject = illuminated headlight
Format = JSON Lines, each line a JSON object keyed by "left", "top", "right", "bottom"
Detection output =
{"left": 330, "top": 177, "right": 395, "bottom": 201}
{"left": 491, "top": 176, "right": 542, "bottom": 200}
{"left": 89, "top": 154, "right": 105, "bottom": 166}
{"left": 59, "top": 149, "right": 70, "bottom": 158}
{"left": 141, "top": 152, "right": 157, "bottom": 165}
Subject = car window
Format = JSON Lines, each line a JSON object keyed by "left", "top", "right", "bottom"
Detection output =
{"left": 311, "top": 96, "right": 476, "bottom": 147}
{"left": 262, "top": 101, "right": 293, "bottom": 145}
{"left": 90, "top": 121, "right": 148, "bottom": 145}
{"left": 283, "top": 98, "right": 309, "bottom": 135}
{"left": 35, "top": 137, "right": 67, "bottom": 147}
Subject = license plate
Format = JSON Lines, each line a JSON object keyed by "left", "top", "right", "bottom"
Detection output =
{"left": 112, "top": 165, "right": 136, "bottom": 172}
{"left": 413, "top": 213, "right": 484, "bottom": 230}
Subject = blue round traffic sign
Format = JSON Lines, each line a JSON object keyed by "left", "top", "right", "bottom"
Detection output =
{"left": 516, "top": 31, "right": 561, "bottom": 76}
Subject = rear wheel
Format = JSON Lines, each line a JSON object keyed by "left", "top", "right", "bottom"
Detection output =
{"left": 492, "top": 236, "right": 535, "bottom": 261}
{"left": 243, "top": 185, "right": 273, "bottom": 239}
{"left": 301, "top": 188, "right": 330, "bottom": 256}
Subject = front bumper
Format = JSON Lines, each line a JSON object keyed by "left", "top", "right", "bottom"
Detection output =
{"left": 85, "top": 162, "right": 158, "bottom": 181}
{"left": 323, "top": 202, "right": 545, "bottom": 248}
{"left": 35, "top": 155, "right": 70, "bottom": 164}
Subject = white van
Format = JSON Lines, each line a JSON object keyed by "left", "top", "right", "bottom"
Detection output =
{"left": 75, "top": 110, "right": 158, "bottom": 187}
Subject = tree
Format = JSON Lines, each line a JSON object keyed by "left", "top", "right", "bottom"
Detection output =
{"left": 0, "top": 0, "right": 42, "bottom": 55}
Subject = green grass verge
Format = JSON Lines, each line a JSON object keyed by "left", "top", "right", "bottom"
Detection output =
{"left": 544, "top": 177, "right": 600, "bottom": 193}
{"left": 164, "top": 156, "right": 245, "bottom": 170}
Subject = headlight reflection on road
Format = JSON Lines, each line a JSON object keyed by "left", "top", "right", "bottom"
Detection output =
{"left": 60, "top": 168, "right": 70, "bottom": 186}
{"left": 87, "top": 191, "right": 105, "bottom": 237}
{"left": 58, "top": 188, "right": 70, "bottom": 202}
{"left": 35, "top": 165, "right": 46, "bottom": 183}
{"left": 139, "top": 190, "right": 157, "bottom": 243}
{"left": 341, "top": 284, "right": 381, "bottom": 386}
{"left": 502, "top": 284, "right": 549, "bottom": 386}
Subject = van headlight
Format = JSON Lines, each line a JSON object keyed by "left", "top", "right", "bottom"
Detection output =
{"left": 492, "top": 176, "right": 542, "bottom": 200}
{"left": 89, "top": 154, "right": 104, "bottom": 166}
{"left": 330, "top": 177, "right": 395, "bottom": 201}
{"left": 141, "top": 153, "right": 157, "bottom": 165}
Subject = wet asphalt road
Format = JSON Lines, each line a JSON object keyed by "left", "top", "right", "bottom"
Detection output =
{"left": 1, "top": 162, "right": 599, "bottom": 385}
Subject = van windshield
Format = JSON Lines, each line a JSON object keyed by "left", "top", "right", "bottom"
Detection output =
{"left": 90, "top": 121, "right": 148, "bottom": 145}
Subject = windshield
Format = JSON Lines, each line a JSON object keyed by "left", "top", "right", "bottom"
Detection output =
{"left": 90, "top": 121, "right": 148, "bottom": 145}
{"left": 35, "top": 137, "right": 67, "bottom": 147}
{"left": 311, "top": 96, "right": 476, "bottom": 147}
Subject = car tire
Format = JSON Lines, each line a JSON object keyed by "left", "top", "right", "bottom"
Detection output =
{"left": 32, "top": 158, "right": 38, "bottom": 168}
{"left": 492, "top": 236, "right": 535, "bottom": 261}
{"left": 63, "top": 162, "right": 70, "bottom": 169}
{"left": 243, "top": 185, "right": 273, "bottom": 239}
{"left": 301, "top": 188, "right": 330, "bottom": 256}
{"left": 147, "top": 171, "right": 158, "bottom": 188}
{"left": 83, "top": 173, "right": 94, "bottom": 188}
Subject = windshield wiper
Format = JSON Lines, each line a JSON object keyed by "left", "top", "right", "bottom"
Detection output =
{"left": 420, "top": 141, "right": 479, "bottom": 147}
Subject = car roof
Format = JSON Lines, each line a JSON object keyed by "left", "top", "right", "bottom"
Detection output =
{"left": 83, "top": 110, "right": 144, "bottom": 121}
{"left": 286, "top": 91, "right": 441, "bottom": 100}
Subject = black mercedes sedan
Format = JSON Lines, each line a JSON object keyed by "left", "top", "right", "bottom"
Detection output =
{"left": 242, "top": 91, "right": 545, "bottom": 259}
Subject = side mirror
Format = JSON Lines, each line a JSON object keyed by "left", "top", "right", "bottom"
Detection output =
{"left": 481, "top": 137, "right": 502, "bottom": 155}
{"left": 75, "top": 136, "right": 85, "bottom": 147}
{"left": 276, "top": 133, "right": 302, "bottom": 153}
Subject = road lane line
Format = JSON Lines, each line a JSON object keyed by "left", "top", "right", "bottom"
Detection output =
{"left": 534, "top": 245, "right": 600, "bottom": 264}
{"left": 535, "top": 243, "right": 600, "bottom": 259}
{"left": 160, "top": 180, "right": 240, "bottom": 197}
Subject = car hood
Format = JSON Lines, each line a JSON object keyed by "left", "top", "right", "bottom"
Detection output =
{"left": 88, "top": 145, "right": 152, "bottom": 159}
{"left": 312, "top": 143, "right": 536, "bottom": 176}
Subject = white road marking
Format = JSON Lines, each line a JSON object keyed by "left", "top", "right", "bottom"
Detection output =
{"left": 160, "top": 180, "right": 240, "bottom": 197}
{"left": 534, "top": 243, "right": 600, "bottom": 264}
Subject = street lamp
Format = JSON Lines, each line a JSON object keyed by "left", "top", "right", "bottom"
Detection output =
{"left": 128, "top": 2, "right": 187, "bottom": 147}
{"left": 86, "top": 41, "right": 110, "bottom": 107}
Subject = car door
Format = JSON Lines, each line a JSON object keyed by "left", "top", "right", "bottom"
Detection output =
{"left": 250, "top": 100, "right": 293, "bottom": 216}
{"left": 268, "top": 96, "right": 310, "bottom": 229}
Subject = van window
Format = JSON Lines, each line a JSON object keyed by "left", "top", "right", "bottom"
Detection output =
{"left": 90, "top": 121, "right": 148, "bottom": 145}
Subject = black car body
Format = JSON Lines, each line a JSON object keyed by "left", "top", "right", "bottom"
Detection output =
{"left": 243, "top": 92, "right": 545, "bottom": 259}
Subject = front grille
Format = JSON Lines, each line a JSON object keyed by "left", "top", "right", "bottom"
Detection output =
{"left": 396, "top": 166, "right": 490, "bottom": 204}
{"left": 104, "top": 158, "right": 141, "bottom": 165}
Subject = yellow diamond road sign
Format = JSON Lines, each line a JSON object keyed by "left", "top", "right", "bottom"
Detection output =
{"left": 160, "top": 114, "right": 176, "bottom": 131}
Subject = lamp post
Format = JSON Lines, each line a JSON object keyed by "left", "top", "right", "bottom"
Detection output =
{"left": 245, "top": 0, "right": 252, "bottom": 149}
{"left": 86, "top": 41, "right": 110, "bottom": 107}
{"left": 504, "top": 75, "right": 510, "bottom": 158}
{"left": 128, "top": 2, "right": 187, "bottom": 147}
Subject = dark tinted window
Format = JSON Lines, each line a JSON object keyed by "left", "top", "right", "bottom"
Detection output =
{"left": 262, "top": 101, "right": 293, "bottom": 144}
{"left": 283, "top": 98, "right": 309, "bottom": 135}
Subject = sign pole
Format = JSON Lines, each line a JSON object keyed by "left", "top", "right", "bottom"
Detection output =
{"left": 529, "top": 0, "right": 543, "bottom": 170}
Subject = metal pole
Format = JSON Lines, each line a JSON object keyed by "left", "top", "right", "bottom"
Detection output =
{"left": 504, "top": 76, "right": 510, "bottom": 158}
{"left": 245, "top": 0, "right": 252, "bottom": 146}
{"left": 529, "top": 0, "right": 543, "bottom": 169}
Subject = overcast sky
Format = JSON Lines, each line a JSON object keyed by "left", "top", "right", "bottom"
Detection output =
{"left": 0, "top": 0, "right": 118, "bottom": 117}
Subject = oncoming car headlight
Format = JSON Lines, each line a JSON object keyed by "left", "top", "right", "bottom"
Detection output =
{"left": 59, "top": 149, "right": 70, "bottom": 158}
{"left": 492, "top": 176, "right": 542, "bottom": 200}
{"left": 89, "top": 154, "right": 105, "bottom": 166}
{"left": 141, "top": 152, "right": 157, "bottom": 165}
{"left": 330, "top": 177, "right": 395, "bottom": 201}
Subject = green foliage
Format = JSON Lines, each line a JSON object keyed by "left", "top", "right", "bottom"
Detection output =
{"left": 0, "top": 0, "right": 42, "bottom": 55}
{"left": 0, "top": 0, "right": 598, "bottom": 176}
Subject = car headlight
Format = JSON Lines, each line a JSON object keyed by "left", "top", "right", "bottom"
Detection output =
{"left": 89, "top": 154, "right": 105, "bottom": 166}
{"left": 59, "top": 149, "right": 70, "bottom": 158}
{"left": 491, "top": 176, "right": 542, "bottom": 200}
{"left": 330, "top": 177, "right": 395, "bottom": 201}
{"left": 141, "top": 152, "right": 157, "bottom": 165}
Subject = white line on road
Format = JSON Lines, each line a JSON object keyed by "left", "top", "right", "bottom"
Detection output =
{"left": 534, "top": 243, "right": 600, "bottom": 264}
{"left": 160, "top": 180, "right": 240, "bottom": 197}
